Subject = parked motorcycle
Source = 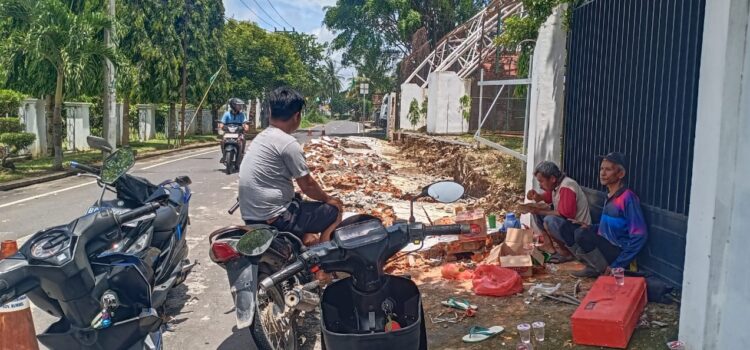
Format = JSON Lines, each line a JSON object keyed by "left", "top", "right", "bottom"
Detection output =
{"left": 210, "top": 181, "right": 468, "bottom": 350}
{"left": 220, "top": 124, "right": 246, "bottom": 174}
{"left": 0, "top": 137, "right": 194, "bottom": 350}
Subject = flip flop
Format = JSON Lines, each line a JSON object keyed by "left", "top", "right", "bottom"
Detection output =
{"left": 462, "top": 325, "right": 504, "bottom": 343}
{"left": 548, "top": 253, "right": 575, "bottom": 264}
{"left": 441, "top": 297, "right": 478, "bottom": 311}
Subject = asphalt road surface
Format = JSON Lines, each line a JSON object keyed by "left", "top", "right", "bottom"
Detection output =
{"left": 0, "top": 121, "right": 362, "bottom": 350}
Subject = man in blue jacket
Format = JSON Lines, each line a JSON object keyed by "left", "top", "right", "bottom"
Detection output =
{"left": 569, "top": 152, "right": 648, "bottom": 278}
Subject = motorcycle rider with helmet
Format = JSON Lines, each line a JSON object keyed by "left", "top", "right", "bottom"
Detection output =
{"left": 219, "top": 98, "right": 249, "bottom": 163}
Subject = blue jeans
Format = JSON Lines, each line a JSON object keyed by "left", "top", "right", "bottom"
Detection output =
{"left": 534, "top": 215, "right": 579, "bottom": 247}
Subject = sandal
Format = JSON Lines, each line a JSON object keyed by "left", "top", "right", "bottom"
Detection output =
{"left": 441, "top": 297, "right": 478, "bottom": 311}
{"left": 548, "top": 253, "right": 575, "bottom": 264}
{"left": 462, "top": 325, "right": 504, "bottom": 343}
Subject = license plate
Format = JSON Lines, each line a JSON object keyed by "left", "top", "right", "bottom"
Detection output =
{"left": 224, "top": 133, "right": 239, "bottom": 138}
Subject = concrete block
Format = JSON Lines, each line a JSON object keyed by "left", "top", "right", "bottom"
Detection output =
{"left": 18, "top": 98, "right": 47, "bottom": 157}
{"left": 138, "top": 104, "right": 156, "bottom": 141}
{"left": 426, "top": 71, "right": 471, "bottom": 134}
{"left": 64, "top": 102, "right": 92, "bottom": 151}
{"left": 399, "top": 83, "right": 426, "bottom": 130}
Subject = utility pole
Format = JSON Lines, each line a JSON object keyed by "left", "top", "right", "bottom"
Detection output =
{"left": 102, "top": 0, "right": 117, "bottom": 151}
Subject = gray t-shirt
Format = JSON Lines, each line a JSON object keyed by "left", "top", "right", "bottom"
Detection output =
{"left": 238, "top": 126, "right": 309, "bottom": 221}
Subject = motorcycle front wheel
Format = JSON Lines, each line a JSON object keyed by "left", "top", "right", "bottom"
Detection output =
{"left": 250, "top": 271, "right": 299, "bottom": 350}
{"left": 225, "top": 150, "right": 235, "bottom": 174}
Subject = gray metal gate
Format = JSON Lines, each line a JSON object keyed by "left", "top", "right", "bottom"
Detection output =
{"left": 563, "top": 0, "right": 706, "bottom": 286}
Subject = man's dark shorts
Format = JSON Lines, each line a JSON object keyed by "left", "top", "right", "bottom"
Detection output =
{"left": 245, "top": 200, "right": 339, "bottom": 238}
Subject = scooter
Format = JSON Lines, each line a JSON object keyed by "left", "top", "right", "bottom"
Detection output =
{"left": 220, "top": 124, "right": 246, "bottom": 174}
{"left": 212, "top": 181, "right": 468, "bottom": 350}
{"left": 0, "top": 139, "right": 194, "bottom": 350}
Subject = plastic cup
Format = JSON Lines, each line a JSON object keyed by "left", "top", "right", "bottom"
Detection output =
{"left": 488, "top": 214, "right": 497, "bottom": 229}
{"left": 532, "top": 321, "right": 545, "bottom": 342}
{"left": 517, "top": 323, "right": 532, "bottom": 344}
{"left": 612, "top": 267, "right": 625, "bottom": 286}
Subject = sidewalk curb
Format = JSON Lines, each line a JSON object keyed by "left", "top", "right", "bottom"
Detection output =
{"left": 0, "top": 141, "right": 219, "bottom": 192}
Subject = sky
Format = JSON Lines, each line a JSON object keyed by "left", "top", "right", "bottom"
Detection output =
{"left": 223, "top": 0, "right": 356, "bottom": 85}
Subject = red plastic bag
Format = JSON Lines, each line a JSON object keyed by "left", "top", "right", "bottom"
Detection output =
{"left": 472, "top": 265, "right": 523, "bottom": 297}
{"left": 441, "top": 263, "right": 474, "bottom": 280}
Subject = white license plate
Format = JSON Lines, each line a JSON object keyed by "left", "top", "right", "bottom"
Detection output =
{"left": 224, "top": 133, "right": 239, "bottom": 138}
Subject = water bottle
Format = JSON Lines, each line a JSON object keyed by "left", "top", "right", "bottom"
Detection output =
{"left": 501, "top": 212, "right": 520, "bottom": 233}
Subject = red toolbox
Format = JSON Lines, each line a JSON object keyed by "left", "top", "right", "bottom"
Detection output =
{"left": 571, "top": 276, "right": 648, "bottom": 349}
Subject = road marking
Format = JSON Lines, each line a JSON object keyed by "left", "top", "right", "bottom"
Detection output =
{"left": 140, "top": 149, "right": 215, "bottom": 170}
{"left": 0, "top": 148, "right": 216, "bottom": 209}
{"left": 0, "top": 181, "right": 97, "bottom": 209}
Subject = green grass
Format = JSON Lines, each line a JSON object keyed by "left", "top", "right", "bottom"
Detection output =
{"left": 0, "top": 135, "right": 217, "bottom": 183}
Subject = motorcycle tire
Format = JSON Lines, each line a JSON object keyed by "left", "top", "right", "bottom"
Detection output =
{"left": 250, "top": 271, "right": 300, "bottom": 350}
{"left": 225, "top": 150, "right": 235, "bottom": 175}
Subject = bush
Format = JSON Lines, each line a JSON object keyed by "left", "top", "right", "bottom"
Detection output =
{"left": 0, "top": 89, "right": 25, "bottom": 116}
{"left": 0, "top": 132, "right": 36, "bottom": 153}
{"left": 0, "top": 117, "right": 23, "bottom": 133}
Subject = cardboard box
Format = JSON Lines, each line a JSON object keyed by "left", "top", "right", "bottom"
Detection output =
{"left": 571, "top": 276, "right": 648, "bottom": 349}
{"left": 455, "top": 209, "right": 487, "bottom": 237}
{"left": 488, "top": 229, "right": 545, "bottom": 277}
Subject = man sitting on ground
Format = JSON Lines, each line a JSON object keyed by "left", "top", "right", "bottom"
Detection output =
{"left": 238, "top": 87, "right": 343, "bottom": 247}
{"left": 569, "top": 152, "right": 648, "bottom": 278}
{"left": 526, "top": 161, "right": 591, "bottom": 263}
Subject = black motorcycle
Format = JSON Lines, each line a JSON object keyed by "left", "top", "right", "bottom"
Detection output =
{"left": 0, "top": 137, "right": 194, "bottom": 350}
{"left": 211, "top": 181, "right": 468, "bottom": 350}
{"left": 220, "top": 124, "right": 246, "bottom": 174}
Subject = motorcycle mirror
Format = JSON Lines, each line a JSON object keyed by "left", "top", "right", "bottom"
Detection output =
{"left": 236, "top": 226, "right": 277, "bottom": 257}
{"left": 100, "top": 148, "right": 136, "bottom": 184}
{"left": 424, "top": 181, "right": 465, "bottom": 203}
{"left": 86, "top": 136, "right": 113, "bottom": 153}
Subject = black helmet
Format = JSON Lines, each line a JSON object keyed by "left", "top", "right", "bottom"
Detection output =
{"left": 228, "top": 98, "right": 245, "bottom": 111}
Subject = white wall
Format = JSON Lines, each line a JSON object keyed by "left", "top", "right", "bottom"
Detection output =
{"left": 399, "top": 83, "right": 426, "bottom": 130}
{"left": 679, "top": 0, "right": 750, "bottom": 349}
{"left": 18, "top": 98, "right": 47, "bottom": 157}
{"left": 138, "top": 104, "right": 156, "bottom": 141}
{"left": 63, "top": 102, "right": 91, "bottom": 151}
{"left": 523, "top": 4, "right": 568, "bottom": 199}
{"left": 426, "top": 71, "right": 471, "bottom": 134}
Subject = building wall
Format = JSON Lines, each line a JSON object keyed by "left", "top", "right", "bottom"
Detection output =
{"left": 679, "top": 0, "right": 750, "bottom": 348}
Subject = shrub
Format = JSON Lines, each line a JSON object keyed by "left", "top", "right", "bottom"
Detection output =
{"left": 0, "top": 89, "right": 25, "bottom": 116}
{"left": 0, "top": 117, "right": 23, "bottom": 133}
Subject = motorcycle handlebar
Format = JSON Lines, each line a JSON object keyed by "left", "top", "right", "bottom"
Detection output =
{"left": 70, "top": 161, "right": 100, "bottom": 175}
{"left": 423, "top": 224, "right": 471, "bottom": 236}
{"left": 116, "top": 203, "right": 161, "bottom": 224}
{"left": 259, "top": 260, "right": 304, "bottom": 291}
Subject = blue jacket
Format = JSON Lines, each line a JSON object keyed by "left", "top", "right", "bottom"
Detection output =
{"left": 221, "top": 111, "right": 246, "bottom": 124}
{"left": 598, "top": 187, "right": 648, "bottom": 268}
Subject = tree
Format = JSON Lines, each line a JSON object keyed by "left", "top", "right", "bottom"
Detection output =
{"left": 224, "top": 20, "right": 306, "bottom": 100}
{"left": 278, "top": 32, "right": 327, "bottom": 100}
{"left": 0, "top": 89, "right": 35, "bottom": 169}
{"left": 1, "top": 0, "right": 114, "bottom": 170}
{"left": 319, "top": 58, "right": 343, "bottom": 101}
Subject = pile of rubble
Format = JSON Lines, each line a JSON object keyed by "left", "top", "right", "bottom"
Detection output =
{"left": 303, "top": 137, "right": 402, "bottom": 225}
{"left": 398, "top": 135, "right": 524, "bottom": 214}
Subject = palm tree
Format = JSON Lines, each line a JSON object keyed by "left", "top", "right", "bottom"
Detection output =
{"left": 321, "top": 58, "right": 343, "bottom": 101}
{"left": 1, "top": 0, "right": 114, "bottom": 169}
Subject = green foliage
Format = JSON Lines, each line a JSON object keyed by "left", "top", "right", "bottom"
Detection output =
{"left": 0, "top": 89, "right": 25, "bottom": 116}
{"left": 224, "top": 20, "right": 307, "bottom": 99}
{"left": 304, "top": 110, "right": 329, "bottom": 125}
{"left": 0, "top": 132, "right": 35, "bottom": 153}
{"left": 460, "top": 95, "right": 471, "bottom": 122}
{"left": 407, "top": 99, "right": 422, "bottom": 128}
{"left": 0, "top": 117, "right": 22, "bottom": 133}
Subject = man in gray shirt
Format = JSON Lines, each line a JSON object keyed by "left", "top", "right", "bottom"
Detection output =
{"left": 238, "top": 87, "right": 342, "bottom": 246}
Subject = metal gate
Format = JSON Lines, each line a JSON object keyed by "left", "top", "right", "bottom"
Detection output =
{"left": 563, "top": 0, "right": 706, "bottom": 286}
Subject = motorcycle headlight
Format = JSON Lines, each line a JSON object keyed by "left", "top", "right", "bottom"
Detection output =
{"left": 126, "top": 228, "right": 153, "bottom": 254}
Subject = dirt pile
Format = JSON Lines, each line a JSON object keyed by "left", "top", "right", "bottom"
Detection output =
{"left": 398, "top": 134, "right": 525, "bottom": 214}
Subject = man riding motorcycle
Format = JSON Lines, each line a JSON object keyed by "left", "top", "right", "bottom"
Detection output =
{"left": 237, "top": 87, "right": 343, "bottom": 250}
{"left": 219, "top": 98, "right": 249, "bottom": 163}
